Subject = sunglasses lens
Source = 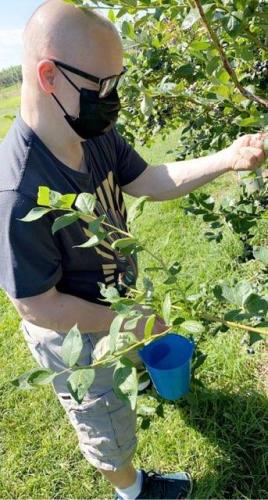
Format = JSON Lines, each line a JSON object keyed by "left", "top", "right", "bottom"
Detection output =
{"left": 100, "top": 77, "right": 118, "bottom": 98}
{"left": 117, "top": 72, "right": 126, "bottom": 90}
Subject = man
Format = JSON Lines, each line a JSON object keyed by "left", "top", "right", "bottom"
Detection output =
{"left": 0, "top": 1, "right": 267, "bottom": 498}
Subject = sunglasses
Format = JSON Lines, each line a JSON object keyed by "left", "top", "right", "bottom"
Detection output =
{"left": 51, "top": 59, "right": 127, "bottom": 98}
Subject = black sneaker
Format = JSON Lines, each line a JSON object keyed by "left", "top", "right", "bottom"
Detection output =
{"left": 138, "top": 372, "right": 152, "bottom": 394}
{"left": 115, "top": 469, "right": 193, "bottom": 499}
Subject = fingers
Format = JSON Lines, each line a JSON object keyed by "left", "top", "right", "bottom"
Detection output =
{"left": 233, "top": 146, "right": 265, "bottom": 171}
{"left": 236, "top": 131, "right": 268, "bottom": 150}
{"left": 247, "top": 146, "right": 266, "bottom": 166}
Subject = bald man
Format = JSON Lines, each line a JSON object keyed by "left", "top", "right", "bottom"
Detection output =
{"left": 0, "top": 1, "right": 267, "bottom": 498}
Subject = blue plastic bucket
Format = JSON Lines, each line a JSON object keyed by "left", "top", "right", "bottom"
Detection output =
{"left": 138, "top": 333, "right": 195, "bottom": 400}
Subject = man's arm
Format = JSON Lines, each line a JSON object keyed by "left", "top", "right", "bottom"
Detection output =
{"left": 122, "top": 133, "right": 267, "bottom": 201}
{"left": 9, "top": 287, "right": 116, "bottom": 335}
{"left": 122, "top": 150, "right": 230, "bottom": 201}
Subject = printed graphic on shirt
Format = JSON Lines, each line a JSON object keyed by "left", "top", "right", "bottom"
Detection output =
{"left": 86, "top": 170, "right": 138, "bottom": 292}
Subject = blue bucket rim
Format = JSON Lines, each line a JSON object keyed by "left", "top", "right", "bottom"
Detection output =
{"left": 138, "top": 332, "right": 195, "bottom": 371}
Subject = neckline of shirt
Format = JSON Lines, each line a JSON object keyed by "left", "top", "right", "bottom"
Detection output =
{"left": 16, "top": 111, "right": 92, "bottom": 180}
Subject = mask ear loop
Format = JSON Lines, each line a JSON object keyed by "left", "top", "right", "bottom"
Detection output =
{"left": 51, "top": 65, "right": 81, "bottom": 115}
{"left": 56, "top": 65, "right": 81, "bottom": 92}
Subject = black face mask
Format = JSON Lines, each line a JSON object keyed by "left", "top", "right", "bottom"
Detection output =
{"left": 51, "top": 65, "right": 121, "bottom": 140}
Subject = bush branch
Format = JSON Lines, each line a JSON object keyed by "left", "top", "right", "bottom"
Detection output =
{"left": 192, "top": 0, "right": 268, "bottom": 109}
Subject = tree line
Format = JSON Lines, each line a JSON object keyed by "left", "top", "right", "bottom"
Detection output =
{"left": 0, "top": 65, "right": 22, "bottom": 89}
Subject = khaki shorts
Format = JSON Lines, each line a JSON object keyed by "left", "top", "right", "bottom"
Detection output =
{"left": 20, "top": 319, "right": 142, "bottom": 472}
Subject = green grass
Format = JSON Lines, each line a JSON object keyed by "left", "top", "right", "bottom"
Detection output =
{"left": 0, "top": 84, "right": 21, "bottom": 139}
{"left": 0, "top": 90, "right": 268, "bottom": 499}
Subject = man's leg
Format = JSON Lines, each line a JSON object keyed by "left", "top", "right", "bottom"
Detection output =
{"left": 20, "top": 320, "right": 193, "bottom": 499}
{"left": 101, "top": 462, "right": 137, "bottom": 489}
{"left": 20, "top": 320, "right": 139, "bottom": 487}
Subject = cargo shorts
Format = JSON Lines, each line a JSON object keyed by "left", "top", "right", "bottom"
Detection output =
{"left": 20, "top": 319, "right": 143, "bottom": 472}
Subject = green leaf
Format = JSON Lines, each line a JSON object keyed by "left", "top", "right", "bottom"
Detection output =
{"left": 239, "top": 116, "right": 259, "bottom": 127}
{"left": 111, "top": 237, "right": 137, "bottom": 250}
{"left": 37, "top": 186, "right": 76, "bottom": 209}
{"left": 109, "top": 314, "right": 125, "bottom": 353}
{"left": 176, "top": 63, "right": 195, "bottom": 77}
{"left": 127, "top": 196, "right": 149, "bottom": 225}
{"left": 248, "top": 332, "right": 265, "bottom": 347}
{"left": 75, "top": 232, "right": 106, "bottom": 249}
{"left": 11, "top": 368, "right": 43, "bottom": 390}
{"left": 37, "top": 186, "right": 51, "bottom": 206}
{"left": 144, "top": 314, "right": 156, "bottom": 340}
{"left": 222, "top": 13, "right": 242, "bottom": 36}
{"left": 244, "top": 294, "right": 268, "bottom": 316}
{"left": 180, "top": 320, "right": 205, "bottom": 335}
{"left": 28, "top": 369, "right": 57, "bottom": 385}
{"left": 234, "top": 282, "right": 254, "bottom": 308}
{"left": 190, "top": 40, "right": 211, "bottom": 51}
{"left": 92, "top": 335, "right": 111, "bottom": 362}
{"left": 75, "top": 193, "right": 96, "bottom": 214}
{"left": 121, "top": 20, "right": 135, "bottom": 39}
{"left": 111, "top": 301, "right": 135, "bottom": 315}
{"left": 61, "top": 324, "right": 83, "bottom": 368}
{"left": 113, "top": 357, "right": 138, "bottom": 410}
{"left": 124, "top": 315, "right": 142, "bottom": 331}
{"left": 57, "top": 193, "right": 77, "bottom": 209}
{"left": 163, "top": 275, "right": 177, "bottom": 285}
{"left": 67, "top": 368, "right": 95, "bottom": 404}
{"left": 141, "top": 93, "right": 153, "bottom": 117}
{"left": 18, "top": 207, "right": 51, "bottom": 222}
{"left": 115, "top": 331, "right": 137, "bottom": 351}
{"left": 192, "top": 352, "right": 207, "bottom": 372}
{"left": 108, "top": 9, "right": 116, "bottom": 22}
{"left": 213, "top": 85, "right": 230, "bottom": 100}
{"left": 221, "top": 282, "right": 253, "bottom": 308}
{"left": 162, "top": 293, "right": 171, "bottom": 325}
{"left": 98, "top": 283, "right": 120, "bottom": 303}
{"left": 181, "top": 8, "right": 200, "bottom": 30}
{"left": 216, "top": 69, "right": 230, "bottom": 85}
{"left": 40, "top": 187, "right": 62, "bottom": 207}
{"left": 224, "top": 309, "right": 250, "bottom": 322}
{"left": 88, "top": 215, "right": 106, "bottom": 234}
{"left": 253, "top": 246, "right": 268, "bottom": 265}
{"left": 52, "top": 212, "right": 79, "bottom": 235}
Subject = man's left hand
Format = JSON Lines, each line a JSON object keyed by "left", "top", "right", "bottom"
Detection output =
{"left": 224, "top": 131, "right": 268, "bottom": 171}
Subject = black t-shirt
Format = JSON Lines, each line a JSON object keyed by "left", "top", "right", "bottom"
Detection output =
{"left": 0, "top": 114, "right": 148, "bottom": 303}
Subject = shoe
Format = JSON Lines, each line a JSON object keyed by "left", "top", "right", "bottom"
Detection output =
{"left": 115, "top": 469, "right": 193, "bottom": 499}
{"left": 138, "top": 371, "right": 152, "bottom": 395}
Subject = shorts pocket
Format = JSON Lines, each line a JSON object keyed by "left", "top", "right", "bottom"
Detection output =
{"left": 63, "top": 394, "right": 113, "bottom": 441}
{"left": 105, "top": 391, "right": 137, "bottom": 449}
{"left": 57, "top": 391, "right": 137, "bottom": 468}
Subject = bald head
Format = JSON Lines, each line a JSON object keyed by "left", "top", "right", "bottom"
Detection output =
{"left": 22, "top": 0, "right": 123, "bottom": 82}
{"left": 21, "top": 0, "right": 124, "bottom": 148}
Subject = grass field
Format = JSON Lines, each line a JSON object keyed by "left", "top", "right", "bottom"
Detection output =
{"left": 0, "top": 89, "right": 267, "bottom": 499}
{"left": 0, "top": 84, "right": 21, "bottom": 140}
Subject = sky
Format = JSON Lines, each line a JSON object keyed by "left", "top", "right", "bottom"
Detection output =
{"left": 0, "top": 0, "right": 44, "bottom": 70}
{"left": 0, "top": 1, "right": 113, "bottom": 71}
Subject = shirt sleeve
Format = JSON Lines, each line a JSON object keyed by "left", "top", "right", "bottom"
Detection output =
{"left": 112, "top": 127, "right": 148, "bottom": 186}
{"left": 0, "top": 190, "right": 63, "bottom": 299}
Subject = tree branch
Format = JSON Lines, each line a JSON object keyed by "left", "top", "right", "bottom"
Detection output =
{"left": 201, "top": 314, "right": 268, "bottom": 337}
{"left": 192, "top": 0, "right": 268, "bottom": 109}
